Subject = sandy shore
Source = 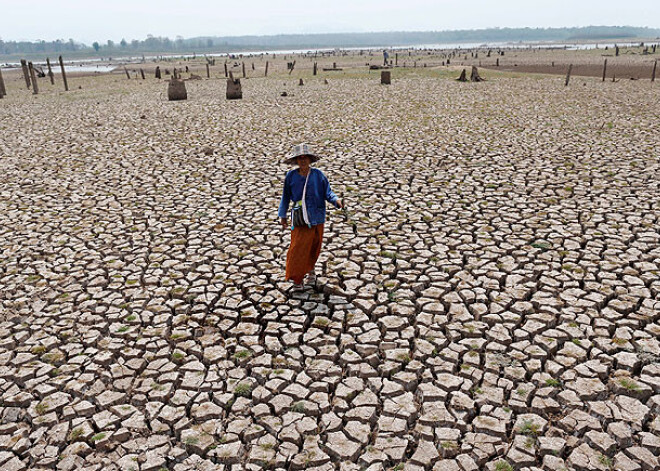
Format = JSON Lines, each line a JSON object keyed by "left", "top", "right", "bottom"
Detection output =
{"left": 0, "top": 49, "right": 659, "bottom": 471}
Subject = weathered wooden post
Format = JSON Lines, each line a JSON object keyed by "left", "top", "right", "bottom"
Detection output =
{"left": 602, "top": 59, "right": 607, "bottom": 82}
{"left": 28, "top": 62, "right": 39, "bottom": 94}
{"left": 288, "top": 60, "right": 296, "bottom": 75}
{"left": 226, "top": 72, "right": 242, "bottom": 100}
{"left": 313, "top": 62, "right": 317, "bottom": 75}
{"left": 615, "top": 46, "right": 620, "bottom": 57}
{"left": 46, "top": 58, "right": 55, "bottom": 85}
{"left": 21, "top": 60, "right": 31, "bottom": 89}
{"left": 242, "top": 62, "right": 246, "bottom": 78}
{"left": 381, "top": 70, "right": 391, "bottom": 84}
{"left": 155, "top": 66, "right": 161, "bottom": 79}
{"left": 265, "top": 61, "right": 269, "bottom": 77}
{"left": 140, "top": 69, "right": 145, "bottom": 80}
{"left": 652, "top": 60, "right": 657, "bottom": 82}
{"left": 0, "top": 67, "right": 6, "bottom": 98}
{"left": 59, "top": 56, "right": 69, "bottom": 91}
{"left": 167, "top": 78, "right": 187, "bottom": 101}
{"left": 124, "top": 67, "right": 130, "bottom": 79}
{"left": 395, "top": 53, "right": 398, "bottom": 66}
{"left": 206, "top": 63, "right": 210, "bottom": 78}
{"left": 565, "top": 64, "right": 573, "bottom": 86}
{"left": 224, "top": 62, "right": 228, "bottom": 77}
{"left": 299, "top": 78, "right": 304, "bottom": 86}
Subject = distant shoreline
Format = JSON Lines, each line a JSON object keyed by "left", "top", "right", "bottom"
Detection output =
{"left": 2, "top": 37, "right": 658, "bottom": 67}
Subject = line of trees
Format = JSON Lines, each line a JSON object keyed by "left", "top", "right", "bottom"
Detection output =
{"left": 2, "top": 26, "right": 659, "bottom": 56}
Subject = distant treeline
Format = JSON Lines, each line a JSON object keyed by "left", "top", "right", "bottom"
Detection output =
{"left": 2, "top": 26, "right": 659, "bottom": 56}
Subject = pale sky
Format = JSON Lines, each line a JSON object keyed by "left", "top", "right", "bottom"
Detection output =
{"left": 4, "top": 0, "right": 659, "bottom": 43}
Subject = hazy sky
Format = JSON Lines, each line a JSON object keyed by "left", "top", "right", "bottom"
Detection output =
{"left": 5, "top": 0, "right": 659, "bottom": 43}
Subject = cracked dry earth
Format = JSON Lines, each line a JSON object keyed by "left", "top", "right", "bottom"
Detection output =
{"left": 0, "top": 71, "right": 659, "bottom": 471}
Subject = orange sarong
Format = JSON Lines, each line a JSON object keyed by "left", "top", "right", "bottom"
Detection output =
{"left": 285, "top": 224, "right": 324, "bottom": 284}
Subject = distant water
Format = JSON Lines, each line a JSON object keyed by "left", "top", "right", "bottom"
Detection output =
{"left": 2, "top": 40, "right": 655, "bottom": 72}
{"left": 1, "top": 62, "right": 116, "bottom": 73}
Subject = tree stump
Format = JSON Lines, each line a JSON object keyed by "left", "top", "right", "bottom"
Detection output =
{"left": 226, "top": 78, "right": 242, "bottom": 100}
{"left": 470, "top": 66, "right": 485, "bottom": 82}
{"left": 456, "top": 69, "right": 468, "bottom": 82}
{"left": 21, "top": 60, "right": 31, "bottom": 89}
{"left": 0, "top": 67, "right": 6, "bottom": 98}
{"left": 299, "top": 78, "right": 304, "bottom": 86}
{"left": 46, "top": 58, "right": 55, "bottom": 85}
{"left": 167, "top": 79, "right": 187, "bottom": 101}
{"left": 28, "top": 62, "right": 39, "bottom": 94}
{"left": 155, "top": 66, "right": 161, "bottom": 79}
{"left": 58, "top": 56, "right": 69, "bottom": 91}
{"left": 381, "top": 71, "right": 391, "bottom": 84}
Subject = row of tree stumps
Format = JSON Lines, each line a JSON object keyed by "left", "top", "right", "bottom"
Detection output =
{"left": 167, "top": 71, "right": 242, "bottom": 101}
{"left": 0, "top": 56, "right": 69, "bottom": 98}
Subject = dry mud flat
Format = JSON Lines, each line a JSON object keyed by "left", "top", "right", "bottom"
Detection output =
{"left": 0, "top": 68, "right": 659, "bottom": 471}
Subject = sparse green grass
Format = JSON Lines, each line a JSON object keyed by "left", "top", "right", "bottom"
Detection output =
{"left": 495, "top": 460, "right": 513, "bottom": 471}
{"left": 517, "top": 420, "right": 541, "bottom": 437}
{"left": 545, "top": 378, "right": 561, "bottom": 388}
{"left": 618, "top": 378, "right": 640, "bottom": 391}
{"left": 291, "top": 402, "right": 305, "bottom": 413}
{"left": 185, "top": 436, "right": 199, "bottom": 445}
{"left": 233, "top": 350, "right": 252, "bottom": 360}
{"left": 35, "top": 401, "right": 48, "bottom": 415}
{"left": 69, "top": 427, "right": 84, "bottom": 441}
{"left": 90, "top": 433, "right": 106, "bottom": 442}
{"left": 598, "top": 453, "right": 613, "bottom": 468}
{"left": 234, "top": 383, "right": 252, "bottom": 397}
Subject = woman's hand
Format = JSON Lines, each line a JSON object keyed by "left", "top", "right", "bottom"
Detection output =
{"left": 336, "top": 199, "right": 344, "bottom": 209}
{"left": 280, "top": 218, "right": 288, "bottom": 228}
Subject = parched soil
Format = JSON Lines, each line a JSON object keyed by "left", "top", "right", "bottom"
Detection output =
{"left": 0, "top": 51, "right": 659, "bottom": 471}
{"left": 483, "top": 62, "right": 657, "bottom": 80}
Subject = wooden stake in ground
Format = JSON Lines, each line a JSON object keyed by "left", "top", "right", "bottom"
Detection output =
{"left": 28, "top": 62, "right": 39, "bottom": 94}
{"left": 46, "top": 58, "right": 55, "bottom": 85}
{"left": 59, "top": 56, "right": 69, "bottom": 91}
{"left": 139, "top": 69, "right": 145, "bottom": 80}
{"left": 395, "top": 53, "right": 398, "bottom": 66}
{"left": 242, "top": 62, "right": 246, "bottom": 78}
{"left": 652, "top": 60, "right": 657, "bottom": 82}
{"left": 288, "top": 60, "right": 296, "bottom": 75}
{"left": 0, "top": 67, "right": 6, "bottom": 98}
{"left": 313, "top": 62, "right": 317, "bottom": 76}
{"left": 602, "top": 59, "right": 607, "bottom": 82}
{"left": 21, "top": 60, "right": 31, "bottom": 89}
{"left": 206, "top": 63, "right": 210, "bottom": 78}
{"left": 224, "top": 62, "right": 228, "bottom": 78}
{"left": 265, "top": 61, "right": 269, "bottom": 77}
{"left": 565, "top": 64, "right": 573, "bottom": 86}
{"left": 155, "top": 66, "right": 161, "bottom": 79}
{"left": 124, "top": 67, "right": 131, "bottom": 79}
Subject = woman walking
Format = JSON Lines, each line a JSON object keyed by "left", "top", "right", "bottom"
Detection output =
{"left": 278, "top": 143, "right": 343, "bottom": 293}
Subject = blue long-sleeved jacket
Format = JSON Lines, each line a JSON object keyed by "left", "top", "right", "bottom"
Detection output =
{"left": 278, "top": 168, "right": 339, "bottom": 226}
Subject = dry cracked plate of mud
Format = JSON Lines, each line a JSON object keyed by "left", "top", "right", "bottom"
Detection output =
{"left": 0, "top": 57, "right": 659, "bottom": 471}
